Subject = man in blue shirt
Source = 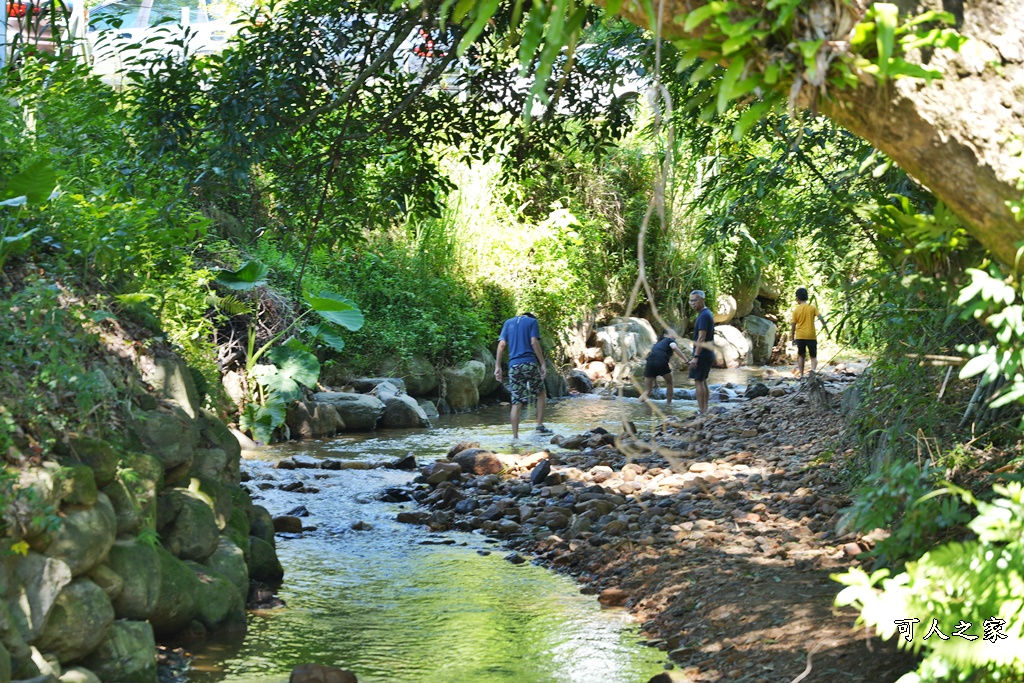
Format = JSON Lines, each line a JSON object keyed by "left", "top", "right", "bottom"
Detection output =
{"left": 688, "top": 290, "right": 715, "bottom": 414}
{"left": 494, "top": 313, "right": 551, "bottom": 439}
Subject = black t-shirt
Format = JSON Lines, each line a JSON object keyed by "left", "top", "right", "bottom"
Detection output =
{"left": 648, "top": 337, "right": 676, "bottom": 365}
{"left": 693, "top": 308, "right": 715, "bottom": 358}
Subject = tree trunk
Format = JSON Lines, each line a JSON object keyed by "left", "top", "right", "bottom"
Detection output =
{"left": 601, "top": 0, "right": 1024, "bottom": 266}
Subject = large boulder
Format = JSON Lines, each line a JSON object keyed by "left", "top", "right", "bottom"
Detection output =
{"left": 43, "top": 493, "right": 117, "bottom": 576}
{"left": 285, "top": 402, "right": 346, "bottom": 440}
{"left": 248, "top": 536, "right": 284, "bottom": 584}
{"left": 197, "top": 411, "right": 242, "bottom": 484}
{"left": 379, "top": 393, "right": 431, "bottom": 429}
{"left": 106, "top": 540, "right": 161, "bottom": 620}
{"left": 451, "top": 449, "right": 502, "bottom": 476}
{"left": 136, "top": 356, "right": 202, "bottom": 419}
{"left": 80, "top": 619, "right": 158, "bottom": 683}
{"left": 184, "top": 562, "right": 246, "bottom": 632}
{"left": 150, "top": 547, "right": 200, "bottom": 635}
{"left": 566, "top": 369, "right": 594, "bottom": 394}
{"left": 103, "top": 453, "right": 162, "bottom": 537}
{"left": 441, "top": 362, "right": 484, "bottom": 412}
{"left": 290, "top": 664, "right": 358, "bottom": 683}
{"left": 5, "top": 553, "right": 72, "bottom": 643}
{"left": 713, "top": 294, "right": 737, "bottom": 324}
{"left": 713, "top": 325, "right": 750, "bottom": 369}
{"left": 347, "top": 377, "right": 407, "bottom": 394}
{"left": 310, "top": 392, "right": 385, "bottom": 431}
{"left": 594, "top": 317, "right": 657, "bottom": 363}
{"left": 37, "top": 579, "right": 115, "bottom": 662}
{"left": 157, "top": 490, "right": 220, "bottom": 562}
{"left": 375, "top": 356, "right": 437, "bottom": 397}
{"left": 742, "top": 315, "right": 778, "bottom": 365}
{"left": 473, "top": 347, "right": 500, "bottom": 397}
{"left": 204, "top": 538, "right": 249, "bottom": 600}
{"left": 130, "top": 407, "right": 198, "bottom": 471}
{"left": 544, "top": 361, "right": 568, "bottom": 398}
{"left": 58, "top": 438, "right": 119, "bottom": 487}
{"left": 733, "top": 278, "right": 760, "bottom": 318}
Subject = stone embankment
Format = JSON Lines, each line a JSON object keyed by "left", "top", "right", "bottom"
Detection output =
{"left": 2, "top": 356, "right": 282, "bottom": 683}
{"left": 397, "top": 368, "right": 912, "bottom": 682}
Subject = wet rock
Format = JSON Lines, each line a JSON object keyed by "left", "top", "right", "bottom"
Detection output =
{"left": 285, "top": 505, "right": 310, "bottom": 517}
{"left": 380, "top": 488, "right": 413, "bottom": 503}
{"left": 598, "top": 587, "right": 629, "bottom": 607}
{"left": 744, "top": 382, "right": 770, "bottom": 399}
{"left": 529, "top": 459, "right": 551, "bottom": 486}
{"left": 389, "top": 454, "right": 418, "bottom": 470}
{"left": 451, "top": 449, "right": 503, "bottom": 476}
{"left": 566, "top": 370, "right": 594, "bottom": 394}
{"left": 273, "top": 516, "right": 303, "bottom": 534}
{"left": 504, "top": 552, "right": 526, "bottom": 565}
{"left": 423, "top": 461, "right": 462, "bottom": 485}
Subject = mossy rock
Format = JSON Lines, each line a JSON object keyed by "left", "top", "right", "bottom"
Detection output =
{"left": 247, "top": 536, "right": 283, "bottom": 584}
{"left": 58, "top": 464, "right": 98, "bottom": 506}
{"left": 57, "top": 437, "right": 119, "bottom": 488}
{"left": 223, "top": 508, "right": 251, "bottom": 561}
{"left": 157, "top": 489, "right": 219, "bottom": 563}
{"left": 106, "top": 540, "right": 161, "bottom": 620}
{"left": 184, "top": 561, "right": 246, "bottom": 632}
{"left": 80, "top": 619, "right": 157, "bottom": 683}
{"left": 43, "top": 493, "right": 117, "bottom": 576}
{"left": 247, "top": 506, "right": 275, "bottom": 546}
{"left": 179, "top": 475, "right": 233, "bottom": 531}
{"left": 129, "top": 407, "right": 197, "bottom": 472}
{"left": 204, "top": 537, "right": 249, "bottom": 600}
{"left": 37, "top": 578, "right": 114, "bottom": 662}
{"left": 150, "top": 547, "right": 200, "bottom": 635}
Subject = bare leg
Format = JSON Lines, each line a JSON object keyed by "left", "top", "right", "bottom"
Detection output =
{"left": 810, "top": 355, "right": 818, "bottom": 373}
{"left": 695, "top": 380, "right": 709, "bottom": 414}
{"left": 510, "top": 403, "right": 523, "bottom": 439}
{"left": 664, "top": 373, "right": 674, "bottom": 406}
{"left": 639, "top": 376, "right": 655, "bottom": 403}
{"left": 536, "top": 389, "right": 547, "bottom": 427}
{"left": 796, "top": 354, "right": 806, "bottom": 377}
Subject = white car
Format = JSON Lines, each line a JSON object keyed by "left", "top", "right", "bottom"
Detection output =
{"left": 88, "top": 0, "right": 237, "bottom": 81}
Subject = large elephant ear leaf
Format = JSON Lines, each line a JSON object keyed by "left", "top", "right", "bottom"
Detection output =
{"left": 214, "top": 260, "right": 270, "bottom": 291}
{"left": 307, "top": 291, "right": 364, "bottom": 331}
{"left": 306, "top": 323, "right": 346, "bottom": 351}
{"left": 266, "top": 345, "right": 320, "bottom": 389}
{"left": 3, "top": 159, "right": 56, "bottom": 205}
{"left": 251, "top": 364, "right": 301, "bottom": 403}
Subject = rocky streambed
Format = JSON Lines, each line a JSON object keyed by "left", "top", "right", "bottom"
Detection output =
{"left": 394, "top": 369, "right": 914, "bottom": 682}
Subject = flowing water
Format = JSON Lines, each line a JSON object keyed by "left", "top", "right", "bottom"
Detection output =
{"left": 184, "top": 369, "right": 762, "bottom": 683}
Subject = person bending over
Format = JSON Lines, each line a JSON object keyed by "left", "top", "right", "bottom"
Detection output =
{"left": 639, "top": 329, "right": 689, "bottom": 406}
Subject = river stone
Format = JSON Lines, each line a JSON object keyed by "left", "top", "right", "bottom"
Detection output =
{"left": 80, "top": 619, "right": 157, "bottom": 683}
{"left": 416, "top": 399, "right": 440, "bottom": 419}
{"left": 441, "top": 362, "right": 483, "bottom": 412}
{"left": 285, "top": 402, "right": 344, "bottom": 440}
{"left": 103, "top": 452, "right": 162, "bottom": 537}
{"left": 44, "top": 493, "right": 117, "bottom": 576}
{"left": 107, "top": 540, "right": 161, "bottom": 620}
{"left": 189, "top": 475, "right": 234, "bottom": 531}
{"left": 60, "top": 667, "right": 102, "bottom": 683}
{"left": 86, "top": 563, "right": 124, "bottom": 601}
{"left": 310, "top": 392, "right": 384, "bottom": 431}
{"left": 58, "top": 464, "right": 98, "bottom": 506}
{"left": 451, "top": 449, "right": 502, "bottom": 476}
{"left": 184, "top": 562, "right": 246, "bottom": 631}
{"left": 157, "top": 489, "right": 220, "bottom": 562}
{"left": 198, "top": 411, "right": 242, "bottom": 483}
{"left": 130, "top": 407, "right": 198, "bottom": 471}
{"left": 17, "top": 463, "right": 63, "bottom": 512}
{"left": 203, "top": 538, "right": 249, "bottom": 600}
{"left": 380, "top": 392, "right": 431, "bottom": 429}
{"left": 150, "top": 547, "right": 200, "bottom": 635}
{"left": 248, "top": 506, "right": 275, "bottom": 546}
{"left": 5, "top": 552, "right": 72, "bottom": 643}
{"left": 289, "top": 663, "right": 358, "bottom": 683}
{"left": 745, "top": 382, "right": 770, "bottom": 399}
{"left": 37, "top": 578, "right": 114, "bottom": 661}
{"left": 224, "top": 508, "right": 252, "bottom": 559}
{"left": 566, "top": 369, "right": 593, "bottom": 394}
{"left": 473, "top": 346, "right": 500, "bottom": 397}
{"left": 422, "top": 461, "right": 462, "bottom": 485}
{"left": 375, "top": 355, "right": 437, "bottom": 396}
{"left": 712, "top": 325, "right": 750, "bottom": 369}
{"left": 58, "top": 437, "right": 119, "bottom": 488}
{"left": 348, "top": 377, "right": 407, "bottom": 394}
{"left": 742, "top": 315, "right": 777, "bottom": 365}
{"left": 248, "top": 536, "right": 284, "bottom": 583}
{"left": 137, "top": 355, "right": 202, "bottom": 419}
{"left": 544, "top": 361, "right": 568, "bottom": 399}
{"left": 713, "top": 294, "right": 737, "bottom": 324}
{"left": 595, "top": 318, "right": 657, "bottom": 362}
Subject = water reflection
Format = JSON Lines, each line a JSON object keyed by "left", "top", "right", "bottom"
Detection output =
{"left": 185, "top": 369, "right": 762, "bottom": 683}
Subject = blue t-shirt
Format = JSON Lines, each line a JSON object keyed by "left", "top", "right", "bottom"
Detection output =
{"left": 499, "top": 316, "right": 540, "bottom": 366}
{"left": 693, "top": 308, "right": 715, "bottom": 358}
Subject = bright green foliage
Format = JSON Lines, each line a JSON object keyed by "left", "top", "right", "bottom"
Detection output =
{"left": 957, "top": 265, "right": 1024, "bottom": 417}
{"left": 841, "top": 460, "right": 970, "bottom": 568}
{"left": 834, "top": 483, "right": 1024, "bottom": 682}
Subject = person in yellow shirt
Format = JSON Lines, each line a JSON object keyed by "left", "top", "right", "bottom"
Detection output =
{"left": 790, "top": 287, "right": 825, "bottom": 377}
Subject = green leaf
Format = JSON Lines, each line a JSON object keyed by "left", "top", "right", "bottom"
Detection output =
{"left": 716, "top": 58, "right": 745, "bottom": 113}
{"left": 266, "top": 344, "right": 320, "bottom": 389}
{"left": 960, "top": 350, "right": 995, "bottom": 380}
{"left": 307, "top": 291, "right": 364, "bottom": 330}
{"left": 689, "top": 58, "right": 718, "bottom": 84}
{"left": 874, "top": 3, "right": 898, "bottom": 80}
{"left": 89, "top": 310, "right": 116, "bottom": 322}
{"left": 683, "top": 1, "right": 732, "bottom": 32}
{"left": 306, "top": 324, "right": 346, "bottom": 351}
{"left": 2, "top": 228, "right": 38, "bottom": 256}
{"left": 605, "top": 0, "right": 623, "bottom": 16}
{"left": 3, "top": 160, "right": 56, "bottom": 205}
{"left": 732, "top": 97, "right": 776, "bottom": 140}
{"left": 457, "top": 0, "right": 501, "bottom": 56}
{"left": 214, "top": 260, "right": 269, "bottom": 291}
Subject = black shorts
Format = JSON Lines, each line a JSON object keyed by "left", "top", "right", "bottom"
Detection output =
{"left": 795, "top": 339, "right": 817, "bottom": 358}
{"left": 644, "top": 359, "right": 671, "bottom": 378}
{"left": 689, "top": 353, "right": 712, "bottom": 382}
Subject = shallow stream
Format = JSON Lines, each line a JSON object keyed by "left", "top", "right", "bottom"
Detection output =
{"left": 184, "top": 370, "right": 761, "bottom": 683}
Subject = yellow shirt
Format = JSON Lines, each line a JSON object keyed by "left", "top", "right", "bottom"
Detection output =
{"left": 791, "top": 303, "right": 818, "bottom": 340}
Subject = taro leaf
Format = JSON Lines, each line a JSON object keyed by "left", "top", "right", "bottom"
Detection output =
{"left": 307, "top": 291, "right": 364, "bottom": 331}
{"left": 214, "top": 260, "right": 269, "bottom": 291}
{"left": 306, "top": 323, "right": 346, "bottom": 351}
{"left": 252, "top": 364, "right": 301, "bottom": 403}
{"left": 240, "top": 402, "right": 282, "bottom": 444}
{"left": 267, "top": 344, "right": 320, "bottom": 388}
{"left": 2, "top": 228, "right": 38, "bottom": 255}
{"left": 3, "top": 160, "right": 56, "bottom": 205}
